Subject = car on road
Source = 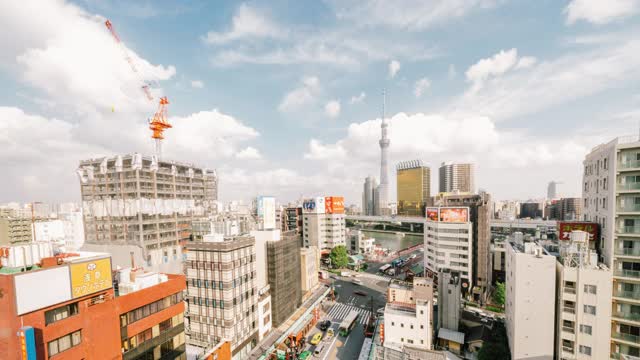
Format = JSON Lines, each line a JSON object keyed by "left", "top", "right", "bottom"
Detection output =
{"left": 319, "top": 320, "right": 331, "bottom": 331}
{"left": 352, "top": 278, "right": 363, "bottom": 285}
{"left": 310, "top": 333, "right": 323, "bottom": 345}
{"left": 299, "top": 350, "right": 312, "bottom": 360}
{"left": 326, "top": 328, "right": 334, "bottom": 339}
{"left": 354, "top": 290, "right": 367, "bottom": 296}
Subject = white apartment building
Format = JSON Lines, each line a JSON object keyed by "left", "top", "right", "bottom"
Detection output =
{"left": 257, "top": 284, "right": 272, "bottom": 341}
{"left": 33, "top": 220, "right": 65, "bottom": 243}
{"left": 583, "top": 136, "right": 640, "bottom": 359}
{"left": 302, "top": 197, "right": 346, "bottom": 251}
{"left": 439, "top": 162, "right": 475, "bottom": 194}
{"left": 300, "top": 246, "right": 319, "bottom": 294}
{"left": 424, "top": 214, "right": 473, "bottom": 285}
{"left": 348, "top": 229, "right": 375, "bottom": 254}
{"left": 383, "top": 278, "right": 434, "bottom": 352}
{"left": 505, "top": 240, "right": 556, "bottom": 360}
{"left": 555, "top": 231, "right": 612, "bottom": 360}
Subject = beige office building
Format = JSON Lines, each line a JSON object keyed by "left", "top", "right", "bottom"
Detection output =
{"left": 184, "top": 235, "right": 258, "bottom": 358}
{"left": 583, "top": 136, "right": 640, "bottom": 358}
{"left": 383, "top": 278, "right": 434, "bottom": 351}
{"left": 439, "top": 162, "right": 475, "bottom": 194}
{"left": 0, "top": 214, "right": 32, "bottom": 245}
{"left": 396, "top": 160, "right": 430, "bottom": 217}
{"left": 300, "top": 246, "right": 319, "bottom": 294}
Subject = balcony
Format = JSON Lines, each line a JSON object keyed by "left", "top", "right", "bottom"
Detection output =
{"left": 614, "top": 289, "right": 640, "bottom": 301}
{"left": 611, "top": 352, "right": 640, "bottom": 360}
{"left": 564, "top": 287, "right": 577, "bottom": 294}
{"left": 618, "top": 203, "right": 640, "bottom": 213}
{"left": 615, "top": 269, "right": 640, "bottom": 279}
{"left": 616, "top": 248, "right": 640, "bottom": 257}
{"left": 612, "top": 332, "right": 640, "bottom": 344}
{"left": 563, "top": 306, "right": 576, "bottom": 314}
{"left": 612, "top": 311, "right": 640, "bottom": 322}
{"left": 617, "top": 226, "right": 640, "bottom": 235}
{"left": 618, "top": 183, "right": 640, "bottom": 192}
{"left": 562, "top": 326, "right": 575, "bottom": 334}
{"left": 562, "top": 346, "right": 575, "bottom": 354}
{"left": 619, "top": 160, "right": 640, "bottom": 170}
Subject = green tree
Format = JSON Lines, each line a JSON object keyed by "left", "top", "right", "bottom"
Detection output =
{"left": 493, "top": 282, "right": 506, "bottom": 307}
{"left": 478, "top": 321, "right": 510, "bottom": 360}
{"left": 329, "top": 245, "right": 349, "bottom": 269}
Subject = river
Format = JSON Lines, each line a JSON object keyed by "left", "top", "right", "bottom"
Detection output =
{"left": 359, "top": 230, "right": 423, "bottom": 251}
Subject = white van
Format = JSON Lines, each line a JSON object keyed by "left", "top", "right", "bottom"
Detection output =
{"left": 314, "top": 344, "right": 325, "bottom": 356}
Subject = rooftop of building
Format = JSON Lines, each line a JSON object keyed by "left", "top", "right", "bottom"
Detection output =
{"left": 79, "top": 153, "right": 208, "bottom": 170}
{"left": 0, "top": 247, "right": 110, "bottom": 275}
{"left": 385, "top": 302, "right": 417, "bottom": 316}
{"left": 186, "top": 234, "right": 255, "bottom": 250}
{"left": 438, "top": 327, "right": 465, "bottom": 344}
{"left": 115, "top": 267, "right": 177, "bottom": 296}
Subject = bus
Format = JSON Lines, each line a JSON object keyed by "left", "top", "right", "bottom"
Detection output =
{"left": 339, "top": 310, "right": 359, "bottom": 336}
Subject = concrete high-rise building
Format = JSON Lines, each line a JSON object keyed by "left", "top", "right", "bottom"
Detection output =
{"left": 300, "top": 246, "right": 319, "bottom": 294}
{"left": 439, "top": 162, "right": 475, "bottom": 193}
{"left": 362, "top": 176, "right": 378, "bottom": 216}
{"left": 78, "top": 154, "right": 218, "bottom": 273}
{"left": 520, "top": 201, "right": 543, "bottom": 219}
{"left": 184, "top": 236, "right": 258, "bottom": 358}
{"left": 545, "top": 197, "right": 582, "bottom": 221}
{"left": 0, "top": 213, "right": 32, "bottom": 245}
{"left": 433, "top": 192, "right": 492, "bottom": 298}
{"left": 424, "top": 207, "right": 473, "bottom": 287}
{"left": 383, "top": 278, "right": 434, "bottom": 351}
{"left": 377, "top": 94, "right": 391, "bottom": 216}
{"left": 437, "top": 271, "right": 461, "bottom": 332}
{"left": 266, "top": 231, "right": 302, "bottom": 327}
{"left": 396, "top": 160, "right": 430, "bottom": 217}
{"left": 302, "top": 197, "right": 346, "bottom": 251}
{"left": 505, "top": 239, "right": 556, "bottom": 360}
{"left": 583, "top": 136, "right": 640, "bottom": 359}
{"left": 548, "top": 181, "right": 560, "bottom": 199}
{"left": 554, "top": 231, "right": 612, "bottom": 360}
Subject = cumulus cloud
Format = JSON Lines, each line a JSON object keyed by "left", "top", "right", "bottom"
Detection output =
{"left": 191, "top": 80, "right": 204, "bottom": 88}
{"left": 350, "top": 92, "right": 366, "bottom": 104}
{"left": 414, "top": 77, "right": 431, "bottom": 97}
{"left": 278, "top": 76, "right": 321, "bottom": 112}
{"left": 236, "top": 146, "right": 262, "bottom": 159}
{"left": 565, "top": 0, "right": 639, "bottom": 25}
{"left": 388, "top": 60, "right": 401, "bottom": 78}
{"left": 203, "top": 4, "right": 285, "bottom": 44}
{"left": 465, "top": 48, "right": 536, "bottom": 89}
{"left": 325, "top": 100, "right": 341, "bottom": 118}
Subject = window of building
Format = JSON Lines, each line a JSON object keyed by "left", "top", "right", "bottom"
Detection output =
{"left": 579, "top": 345, "right": 592, "bottom": 356}
{"left": 407, "top": 339, "right": 414, "bottom": 344}
{"left": 584, "top": 305, "right": 596, "bottom": 315}
{"left": 420, "top": 325, "right": 424, "bottom": 329}
{"left": 400, "top": 323, "right": 404, "bottom": 328}
{"left": 45, "top": 303, "right": 79, "bottom": 325}
{"left": 47, "top": 330, "right": 81, "bottom": 358}
{"left": 391, "top": 322, "right": 395, "bottom": 326}
{"left": 400, "top": 338, "right": 404, "bottom": 342}
{"left": 580, "top": 324, "right": 592, "bottom": 335}
{"left": 584, "top": 285, "right": 597, "bottom": 294}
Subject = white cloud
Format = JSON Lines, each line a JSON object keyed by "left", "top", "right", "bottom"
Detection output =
{"left": 236, "top": 146, "right": 262, "bottom": 159}
{"left": 453, "top": 38, "right": 640, "bottom": 122}
{"left": 278, "top": 76, "right": 321, "bottom": 112}
{"left": 203, "top": 4, "right": 284, "bottom": 44}
{"left": 465, "top": 48, "right": 536, "bottom": 89}
{"left": 388, "top": 60, "right": 401, "bottom": 78}
{"left": 325, "top": 100, "right": 341, "bottom": 118}
{"left": 414, "top": 77, "right": 431, "bottom": 97}
{"left": 329, "top": 0, "right": 506, "bottom": 30}
{"left": 350, "top": 92, "right": 366, "bottom": 104}
{"left": 191, "top": 80, "right": 204, "bottom": 88}
{"left": 448, "top": 64, "right": 457, "bottom": 79}
{"left": 565, "top": 0, "right": 639, "bottom": 25}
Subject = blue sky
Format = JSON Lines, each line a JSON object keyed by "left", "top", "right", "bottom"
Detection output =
{"left": 1, "top": 0, "right": 639, "bottom": 206}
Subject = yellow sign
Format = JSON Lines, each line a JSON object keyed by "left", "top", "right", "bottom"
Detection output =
{"left": 69, "top": 258, "right": 112, "bottom": 299}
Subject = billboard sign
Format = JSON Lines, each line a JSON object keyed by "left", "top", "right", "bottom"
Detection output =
{"left": 69, "top": 257, "right": 113, "bottom": 299}
{"left": 325, "top": 196, "right": 345, "bottom": 214}
{"left": 439, "top": 207, "right": 469, "bottom": 223}
{"left": 426, "top": 208, "right": 439, "bottom": 221}
{"left": 303, "top": 197, "right": 325, "bottom": 214}
{"left": 558, "top": 222, "right": 599, "bottom": 242}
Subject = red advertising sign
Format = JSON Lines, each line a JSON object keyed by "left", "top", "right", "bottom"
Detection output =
{"left": 325, "top": 196, "right": 345, "bottom": 214}
{"left": 439, "top": 207, "right": 469, "bottom": 223}
{"left": 426, "top": 208, "right": 439, "bottom": 221}
{"left": 558, "top": 222, "right": 599, "bottom": 242}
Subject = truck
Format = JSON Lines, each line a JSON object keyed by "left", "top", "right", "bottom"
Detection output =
{"left": 379, "top": 264, "right": 391, "bottom": 273}
{"left": 340, "top": 271, "right": 351, "bottom": 277}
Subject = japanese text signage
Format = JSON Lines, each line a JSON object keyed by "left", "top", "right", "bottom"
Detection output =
{"left": 558, "top": 222, "right": 599, "bottom": 242}
{"left": 69, "top": 258, "right": 112, "bottom": 299}
{"left": 426, "top": 208, "right": 439, "bottom": 221}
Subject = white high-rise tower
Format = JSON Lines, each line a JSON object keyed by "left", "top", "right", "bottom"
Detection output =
{"left": 377, "top": 90, "right": 390, "bottom": 215}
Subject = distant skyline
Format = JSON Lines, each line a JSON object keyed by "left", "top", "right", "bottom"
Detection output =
{"left": 1, "top": 0, "right": 639, "bottom": 205}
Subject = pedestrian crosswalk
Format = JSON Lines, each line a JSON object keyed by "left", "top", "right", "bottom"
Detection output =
{"left": 327, "top": 302, "right": 372, "bottom": 325}
{"left": 362, "top": 273, "right": 392, "bottom": 282}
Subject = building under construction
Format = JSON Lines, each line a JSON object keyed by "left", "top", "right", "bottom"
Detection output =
{"left": 77, "top": 153, "right": 217, "bottom": 273}
{"left": 267, "top": 231, "right": 302, "bottom": 327}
